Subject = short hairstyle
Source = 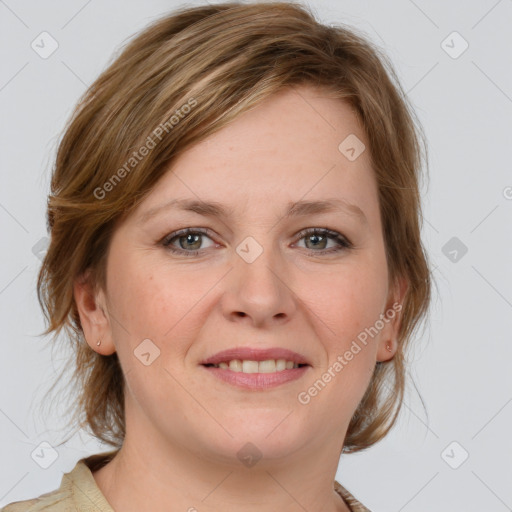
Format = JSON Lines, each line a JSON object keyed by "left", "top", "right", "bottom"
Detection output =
{"left": 37, "top": 1, "right": 433, "bottom": 453}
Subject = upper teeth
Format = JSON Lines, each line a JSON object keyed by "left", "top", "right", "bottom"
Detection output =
{"left": 213, "top": 359, "right": 301, "bottom": 373}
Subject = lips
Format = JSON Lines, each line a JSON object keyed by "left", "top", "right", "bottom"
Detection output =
{"left": 200, "top": 347, "right": 311, "bottom": 366}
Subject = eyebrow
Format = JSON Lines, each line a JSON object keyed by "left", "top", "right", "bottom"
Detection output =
{"left": 138, "top": 197, "right": 368, "bottom": 226}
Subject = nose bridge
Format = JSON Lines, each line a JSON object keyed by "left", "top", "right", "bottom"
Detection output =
{"left": 235, "top": 233, "right": 282, "bottom": 293}
{"left": 223, "top": 232, "right": 295, "bottom": 324}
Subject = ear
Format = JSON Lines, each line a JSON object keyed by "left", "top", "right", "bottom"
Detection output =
{"left": 73, "top": 269, "right": 116, "bottom": 356}
{"left": 376, "top": 275, "right": 408, "bottom": 363}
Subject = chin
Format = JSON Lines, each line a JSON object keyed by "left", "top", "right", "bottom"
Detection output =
{"left": 206, "top": 415, "right": 309, "bottom": 460}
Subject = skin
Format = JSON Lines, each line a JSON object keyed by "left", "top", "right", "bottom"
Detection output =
{"left": 74, "top": 84, "right": 407, "bottom": 512}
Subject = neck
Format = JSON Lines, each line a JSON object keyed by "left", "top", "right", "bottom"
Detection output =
{"left": 92, "top": 424, "right": 351, "bottom": 512}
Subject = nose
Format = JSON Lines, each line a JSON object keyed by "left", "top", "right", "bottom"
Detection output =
{"left": 220, "top": 240, "right": 298, "bottom": 328}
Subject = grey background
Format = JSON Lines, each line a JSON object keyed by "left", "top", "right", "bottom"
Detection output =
{"left": 1, "top": 0, "right": 511, "bottom": 510}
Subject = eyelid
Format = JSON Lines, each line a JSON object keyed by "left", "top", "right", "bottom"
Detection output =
{"left": 293, "top": 227, "right": 352, "bottom": 248}
{"left": 161, "top": 227, "right": 217, "bottom": 247}
{"left": 161, "top": 226, "right": 353, "bottom": 256}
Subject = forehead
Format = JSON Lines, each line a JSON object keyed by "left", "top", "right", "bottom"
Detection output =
{"left": 132, "top": 85, "right": 380, "bottom": 228}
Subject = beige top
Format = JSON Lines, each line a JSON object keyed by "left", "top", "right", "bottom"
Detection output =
{"left": 1, "top": 451, "right": 370, "bottom": 511}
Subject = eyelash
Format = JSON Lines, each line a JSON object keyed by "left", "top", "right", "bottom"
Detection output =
{"left": 161, "top": 227, "right": 353, "bottom": 257}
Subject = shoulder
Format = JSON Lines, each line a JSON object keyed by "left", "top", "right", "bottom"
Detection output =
{"left": 1, "top": 485, "right": 70, "bottom": 511}
{"left": 1, "top": 450, "right": 118, "bottom": 512}
{"left": 334, "top": 480, "right": 371, "bottom": 512}
{"left": 1, "top": 499, "right": 36, "bottom": 511}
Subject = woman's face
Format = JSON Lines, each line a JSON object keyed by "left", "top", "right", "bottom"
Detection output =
{"left": 77, "top": 84, "right": 405, "bottom": 464}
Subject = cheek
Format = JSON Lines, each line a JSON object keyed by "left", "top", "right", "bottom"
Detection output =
{"left": 305, "top": 258, "right": 388, "bottom": 344}
{"left": 107, "top": 263, "right": 160, "bottom": 335}
{"left": 321, "top": 260, "right": 387, "bottom": 401}
{"left": 108, "top": 254, "right": 215, "bottom": 357}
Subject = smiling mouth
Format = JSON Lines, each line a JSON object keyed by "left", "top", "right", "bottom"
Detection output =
{"left": 202, "top": 359, "right": 309, "bottom": 373}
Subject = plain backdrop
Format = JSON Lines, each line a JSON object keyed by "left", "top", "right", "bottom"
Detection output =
{"left": 1, "top": 1, "right": 511, "bottom": 510}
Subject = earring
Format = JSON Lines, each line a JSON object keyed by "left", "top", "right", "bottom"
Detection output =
{"left": 386, "top": 342, "right": 392, "bottom": 352}
{"left": 96, "top": 339, "right": 101, "bottom": 346}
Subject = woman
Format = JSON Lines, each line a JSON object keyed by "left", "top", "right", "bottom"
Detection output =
{"left": 3, "top": 1, "right": 432, "bottom": 511}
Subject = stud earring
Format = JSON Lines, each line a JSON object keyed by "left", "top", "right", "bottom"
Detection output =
{"left": 386, "top": 342, "right": 392, "bottom": 352}
{"left": 96, "top": 339, "right": 101, "bottom": 346}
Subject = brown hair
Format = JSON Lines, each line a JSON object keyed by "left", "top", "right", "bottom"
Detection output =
{"left": 37, "top": 0, "right": 433, "bottom": 453}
